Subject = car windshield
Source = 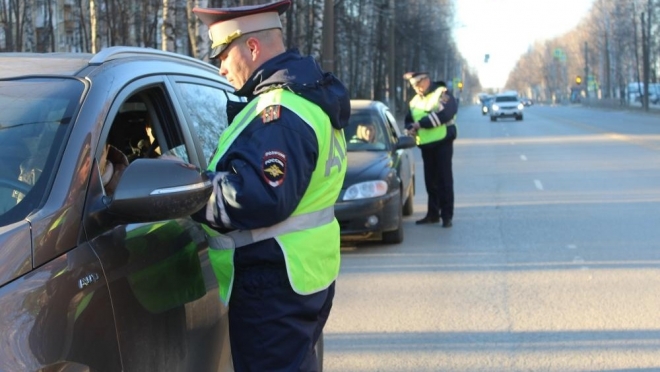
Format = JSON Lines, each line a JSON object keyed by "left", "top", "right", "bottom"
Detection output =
{"left": 344, "top": 112, "right": 387, "bottom": 151}
{"left": 0, "top": 78, "right": 84, "bottom": 226}
{"left": 495, "top": 96, "right": 519, "bottom": 102}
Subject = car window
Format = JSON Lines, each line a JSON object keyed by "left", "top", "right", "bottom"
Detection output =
{"left": 101, "top": 87, "right": 190, "bottom": 195}
{"left": 0, "top": 77, "right": 84, "bottom": 225}
{"left": 345, "top": 112, "right": 387, "bottom": 151}
{"left": 495, "top": 96, "right": 519, "bottom": 102}
{"left": 383, "top": 110, "right": 401, "bottom": 145}
{"left": 175, "top": 82, "right": 232, "bottom": 164}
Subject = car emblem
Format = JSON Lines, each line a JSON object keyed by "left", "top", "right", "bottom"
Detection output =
{"left": 78, "top": 273, "right": 100, "bottom": 289}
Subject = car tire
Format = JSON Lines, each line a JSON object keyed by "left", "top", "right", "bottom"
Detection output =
{"left": 516, "top": 114, "right": 523, "bottom": 121}
{"left": 490, "top": 116, "right": 496, "bottom": 122}
{"left": 402, "top": 183, "right": 414, "bottom": 216}
{"left": 382, "top": 195, "right": 404, "bottom": 244}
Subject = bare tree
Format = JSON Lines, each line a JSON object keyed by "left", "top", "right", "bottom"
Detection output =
{"left": 162, "top": 0, "right": 175, "bottom": 51}
{"left": 75, "top": 0, "right": 90, "bottom": 52}
{"left": 9, "top": 0, "right": 24, "bottom": 51}
{"left": 90, "top": 0, "right": 98, "bottom": 53}
{"left": 7, "top": 0, "right": 465, "bottom": 108}
{"left": 22, "top": 0, "right": 34, "bottom": 52}
{"left": 188, "top": 0, "right": 210, "bottom": 60}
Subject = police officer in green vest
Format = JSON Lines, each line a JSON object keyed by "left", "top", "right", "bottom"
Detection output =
{"left": 192, "top": 1, "right": 350, "bottom": 371}
{"left": 403, "top": 72, "right": 458, "bottom": 228}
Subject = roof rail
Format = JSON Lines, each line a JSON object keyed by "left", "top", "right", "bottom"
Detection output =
{"left": 89, "top": 46, "right": 217, "bottom": 73}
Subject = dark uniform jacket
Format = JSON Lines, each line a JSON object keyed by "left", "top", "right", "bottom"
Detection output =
{"left": 197, "top": 49, "right": 350, "bottom": 269}
{"left": 404, "top": 81, "right": 458, "bottom": 148}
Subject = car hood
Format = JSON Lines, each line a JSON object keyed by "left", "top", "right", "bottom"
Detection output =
{"left": 344, "top": 151, "right": 390, "bottom": 186}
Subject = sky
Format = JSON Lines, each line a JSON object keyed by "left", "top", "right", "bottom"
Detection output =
{"left": 453, "top": 0, "right": 596, "bottom": 90}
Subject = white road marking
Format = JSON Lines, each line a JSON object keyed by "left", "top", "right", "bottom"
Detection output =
{"left": 520, "top": 154, "right": 527, "bottom": 161}
{"left": 534, "top": 179, "right": 544, "bottom": 190}
{"left": 567, "top": 244, "right": 577, "bottom": 249}
{"left": 572, "top": 256, "right": 589, "bottom": 270}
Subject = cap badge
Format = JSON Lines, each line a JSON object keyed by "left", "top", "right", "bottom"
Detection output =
{"left": 210, "top": 29, "right": 242, "bottom": 49}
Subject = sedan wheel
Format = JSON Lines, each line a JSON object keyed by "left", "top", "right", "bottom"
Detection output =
{"left": 402, "top": 183, "right": 414, "bottom": 216}
{"left": 382, "top": 194, "right": 404, "bottom": 244}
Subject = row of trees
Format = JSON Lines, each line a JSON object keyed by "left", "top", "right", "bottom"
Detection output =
{"left": 506, "top": 0, "right": 658, "bottom": 109}
{"left": 0, "top": 0, "right": 478, "bottom": 114}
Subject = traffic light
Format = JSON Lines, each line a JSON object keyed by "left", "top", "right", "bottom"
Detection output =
{"left": 576, "top": 76, "right": 582, "bottom": 85}
{"left": 457, "top": 81, "right": 463, "bottom": 91}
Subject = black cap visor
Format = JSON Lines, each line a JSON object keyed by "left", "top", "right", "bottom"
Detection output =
{"left": 210, "top": 43, "right": 228, "bottom": 59}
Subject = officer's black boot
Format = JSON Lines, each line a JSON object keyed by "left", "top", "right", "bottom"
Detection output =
{"left": 416, "top": 216, "right": 440, "bottom": 225}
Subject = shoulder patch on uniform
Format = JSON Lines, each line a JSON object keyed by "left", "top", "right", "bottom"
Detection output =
{"left": 262, "top": 150, "right": 286, "bottom": 187}
{"left": 261, "top": 105, "right": 281, "bottom": 123}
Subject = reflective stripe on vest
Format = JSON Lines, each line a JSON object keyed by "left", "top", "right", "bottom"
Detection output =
{"left": 204, "top": 88, "right": 346, "bottom": 304}
{"left": 206, "top": 206, "right": 334, "bottom": 250}
{"left": 410, "top": 86, "right": 447, "bottom": 145}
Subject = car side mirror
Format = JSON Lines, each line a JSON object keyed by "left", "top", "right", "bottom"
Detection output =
{"left": 104, "top": 158, "right": 212, "bottom": 223}
{"left": 396, "top": 136, "right": 417, "bottom": 150}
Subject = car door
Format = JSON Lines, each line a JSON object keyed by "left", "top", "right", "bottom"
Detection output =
{"left": 0, "top": 227, "right": 123, "bottom": 372}
{"left": 81, "top": 76, "right": 230, "bottom": 372}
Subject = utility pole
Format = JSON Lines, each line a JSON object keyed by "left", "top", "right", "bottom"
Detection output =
{"left": 321, "top": 0, "right": 334, "bottom": 72}
{"left": 604, "top": 18, "right": 611, "bottom": 98}
{"left": 633, "top": 1, "right": 642, "bottom": 105}
{"left": 584, "top": 41, "right": 589, "bottom": 98}
{"left": 388, "top": 0, "right": 396, "bottom": 115}
{"left": 642, "top": 10, "right": 650, "bottom": 111}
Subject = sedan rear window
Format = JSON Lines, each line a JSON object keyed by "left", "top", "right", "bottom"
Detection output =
{"left": 0, "top": 78, "right": 84, "bottom": 225}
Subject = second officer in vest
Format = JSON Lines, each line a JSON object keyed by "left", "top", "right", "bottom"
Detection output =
{"left": 403, "top": 72, "right": 458, "bottom": 228}
{"left": 192, "top": 1, "right": 350, "bottom": 370}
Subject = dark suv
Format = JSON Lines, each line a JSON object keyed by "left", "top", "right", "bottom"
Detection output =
{"left": 0, "top": 47, "right": 239, "bottom": 371}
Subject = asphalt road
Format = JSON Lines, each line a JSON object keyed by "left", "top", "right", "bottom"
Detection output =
{"left": 323, "top": 103, "right": 660, "bottom": 372}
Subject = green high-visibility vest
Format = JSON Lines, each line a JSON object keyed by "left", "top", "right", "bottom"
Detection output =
{"left": 410, "top": 86, "right": 448, "bottom": 145}
{"left": 203, "top": 88, "right": 347, "bottom": 305}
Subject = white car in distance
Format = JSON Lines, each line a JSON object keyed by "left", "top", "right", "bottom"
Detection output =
{"left": 490, "top": 93, "right": 524, "bottom": 121}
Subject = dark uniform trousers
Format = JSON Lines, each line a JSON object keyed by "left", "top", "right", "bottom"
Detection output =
{"left": 420, "top": 125, "right": 456, "bottom": 221}
{"left": 228, "top": 264, "right": 335, "bottom": 372}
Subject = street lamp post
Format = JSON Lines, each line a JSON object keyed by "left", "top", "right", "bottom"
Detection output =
{"left": 321, "top": 0, "right": 334, "bottom": 72}
{"left": 388, "top": 0, "right": 396, "bottom": 114}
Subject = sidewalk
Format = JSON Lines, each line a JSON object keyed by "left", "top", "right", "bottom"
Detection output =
{"left": 579, "top": 97, "right": 660, "bottom": 115}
